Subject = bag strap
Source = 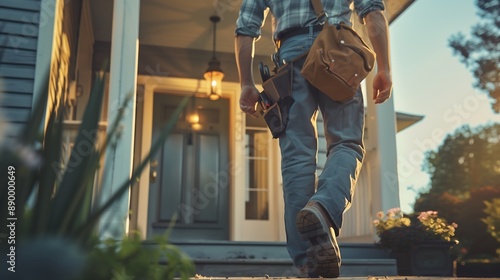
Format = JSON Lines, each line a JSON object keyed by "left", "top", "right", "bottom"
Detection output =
{"left": 310, "top": 0, "right": 328, "bottom": 24}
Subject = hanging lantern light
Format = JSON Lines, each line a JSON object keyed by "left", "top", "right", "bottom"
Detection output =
{"left": 204, "top": 15, "right": 224, "bottom": 101}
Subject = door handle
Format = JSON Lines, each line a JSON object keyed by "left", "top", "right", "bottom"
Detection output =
{"left": 150, "top": 160, "right": 158, "bottom": 183}
{"left": 150, "top": 170, "right": 158, "bottom": 183}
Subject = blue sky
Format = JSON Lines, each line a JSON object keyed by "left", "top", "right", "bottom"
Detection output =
{"left": 389, "top": 0, "right": 500, "bottom": 212}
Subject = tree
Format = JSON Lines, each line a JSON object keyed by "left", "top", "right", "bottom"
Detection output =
{"left": 415, "top": 124, "right": 500, "bottom": 259}
{"left": 455, "top": 186, "right": 500, "bottom": 258}
{"left": 414, "top": 192, "right": 461, "bottom": 223}
{"left": 422, "top": 124, "right": 500, "bottom": 197}
{"left": 482, "top": 198, "right": 500, "bottom": 256}
{"left": 449, "top": 0, "right": 500, "bottom": 113}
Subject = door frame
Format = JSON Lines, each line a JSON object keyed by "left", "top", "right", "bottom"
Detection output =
{"left": 237, "top": 125, "right": 283, "bottom": 241}
{"left": 132, "top": 75, "right": 285, "bottom": 242}
{"left": 133, "top": 76, "right": 242, "bottom": 240}
{"left": 147, "top": 93, "right": 230, "bottom": 240}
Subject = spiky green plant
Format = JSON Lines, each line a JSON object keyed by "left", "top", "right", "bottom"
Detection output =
{"left": 0, "top": 70, "right": 194, "bottom": 280}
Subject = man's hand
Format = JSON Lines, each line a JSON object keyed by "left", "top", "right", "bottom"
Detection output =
{"left": 372, "top": 70, "right": 392, "bottom": 104}
{"left": 235, "top": 35, "right": 260, "bottom": 116}
{"left": 240, "top": 84, "right": 260, "bottom": 116}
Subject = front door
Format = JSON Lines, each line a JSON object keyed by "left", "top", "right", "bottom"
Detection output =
{"left": 147, "top": 93, "right": 229, "bottom": 241}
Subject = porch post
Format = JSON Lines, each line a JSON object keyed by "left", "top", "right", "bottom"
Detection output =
{"left": 365, "top": 73, "right": 401, "bottom": 213}
{"left": 99, "top": 0, "right": 140, "bottom": 239}
{"left": 33, "top": 0, "right": 57, "bottom": 111}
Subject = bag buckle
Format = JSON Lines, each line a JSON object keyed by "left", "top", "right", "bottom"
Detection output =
{"left": 317, "top": 11, "right": 328, "bottom": 25}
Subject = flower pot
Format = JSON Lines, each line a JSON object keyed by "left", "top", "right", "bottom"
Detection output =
{"left": 393, "top": 241, "right": 455, "bottom": 276}
{"left": 392, "top": 241, "right": 455, "bottom": 276}
{"left": 410, "top": 241, "right": 455, "bottom": 276}
{"left": 392, "top": 250, "right": 412, "bottom": 276}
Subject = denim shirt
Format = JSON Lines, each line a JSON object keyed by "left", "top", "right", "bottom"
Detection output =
{"left": 235, "top": 0, "right": 385, "bottom": 40}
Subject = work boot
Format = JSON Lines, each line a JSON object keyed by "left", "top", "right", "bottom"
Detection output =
{"left": 296, "top": 201, "right": 341, "bottom": 278}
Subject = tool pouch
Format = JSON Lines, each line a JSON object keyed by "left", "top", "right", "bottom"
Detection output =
{"left": 261, "top": 96, "right": 293, "bottom": 138}
{"left": 258, "top": 54, "right": 306, "bottom": 138}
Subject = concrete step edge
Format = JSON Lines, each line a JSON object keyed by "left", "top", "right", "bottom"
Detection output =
{"left": 190, "top": 258, "right": 396, "bottom": 265}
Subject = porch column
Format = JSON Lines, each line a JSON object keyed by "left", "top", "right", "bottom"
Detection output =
{"left": 365, "top": 72, "right": 401, "bottom": 213}
{"left": 99, "top": 0, "right": 140, "bottom": 240}
{"left": 33, "top": 0, "right": 57, "bottom": 111}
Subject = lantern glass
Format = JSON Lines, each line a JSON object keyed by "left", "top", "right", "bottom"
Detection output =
{"left": 204, "top": 70, "right": 224, "bottom": 100}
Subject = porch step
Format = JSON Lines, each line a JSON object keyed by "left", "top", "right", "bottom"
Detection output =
{"left": 165, "top": 241, "right": 397, "bottom": 277}
{"left": 191, "top": 258, "right": 396, "bottom": 277}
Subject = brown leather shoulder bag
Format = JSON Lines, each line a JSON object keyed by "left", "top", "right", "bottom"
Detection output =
{"left": 301, "top": 0, "right": 376, "bottom": 102}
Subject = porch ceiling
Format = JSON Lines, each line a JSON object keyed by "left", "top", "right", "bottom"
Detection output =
{"left": 89, "top": 0, "right": 415, "bottom": 57}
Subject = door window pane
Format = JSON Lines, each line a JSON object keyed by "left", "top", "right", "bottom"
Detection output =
{"left": 245, "top": 128, "right": 270, "bottom": 220}
{"left": 246, "top": 190, "right": 269, "bottom": 220}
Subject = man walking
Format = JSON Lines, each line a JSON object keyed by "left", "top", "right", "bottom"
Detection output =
{"left": 235, "top": 0, "right": 393, "bottom": 277}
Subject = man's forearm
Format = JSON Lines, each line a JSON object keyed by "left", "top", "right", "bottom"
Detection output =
{"left": 365, "top": 10, "right": 391, "bottom": 72}
{"left": 235, "top": 35, "right": 256, "bottom": 87}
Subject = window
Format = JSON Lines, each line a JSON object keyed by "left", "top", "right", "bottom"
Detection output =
{"left": 245, "top": 127, "right": 270, "bottom": 220}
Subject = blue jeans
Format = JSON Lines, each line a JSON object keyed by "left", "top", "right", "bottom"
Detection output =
{"left": 276, "top": 27, "right": 366, "bottom": 267}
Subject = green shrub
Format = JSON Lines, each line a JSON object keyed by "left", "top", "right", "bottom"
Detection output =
{"left": 482, "top": 198, "right": 500, "bottom": 256}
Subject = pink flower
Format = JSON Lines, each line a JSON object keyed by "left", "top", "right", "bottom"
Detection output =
{"left": 417, "top": 212, "right": 428, "bottom": 220}
{"left": 387, "top": 207, "right": 401, "bottom": 215}
{"left": 376, "top": 211, "right": 384, "bottom": 219}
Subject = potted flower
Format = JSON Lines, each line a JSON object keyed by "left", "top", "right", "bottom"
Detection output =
{"left": 373, "top": 208, "right": 458, "bottom": 276}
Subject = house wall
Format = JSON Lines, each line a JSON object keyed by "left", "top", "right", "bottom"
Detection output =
{"left": 0, "top": 0, "right": 41, "bottom": 139}
{"left": 0, "top": 0, "right": 82, "bottom": 139}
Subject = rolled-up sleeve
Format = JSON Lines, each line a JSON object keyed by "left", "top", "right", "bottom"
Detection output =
{"left": 354, "top": 0, "right": 385, "bottom": 24}
{"left": 235, "top": 0, "right": 267, "bottom": 38}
